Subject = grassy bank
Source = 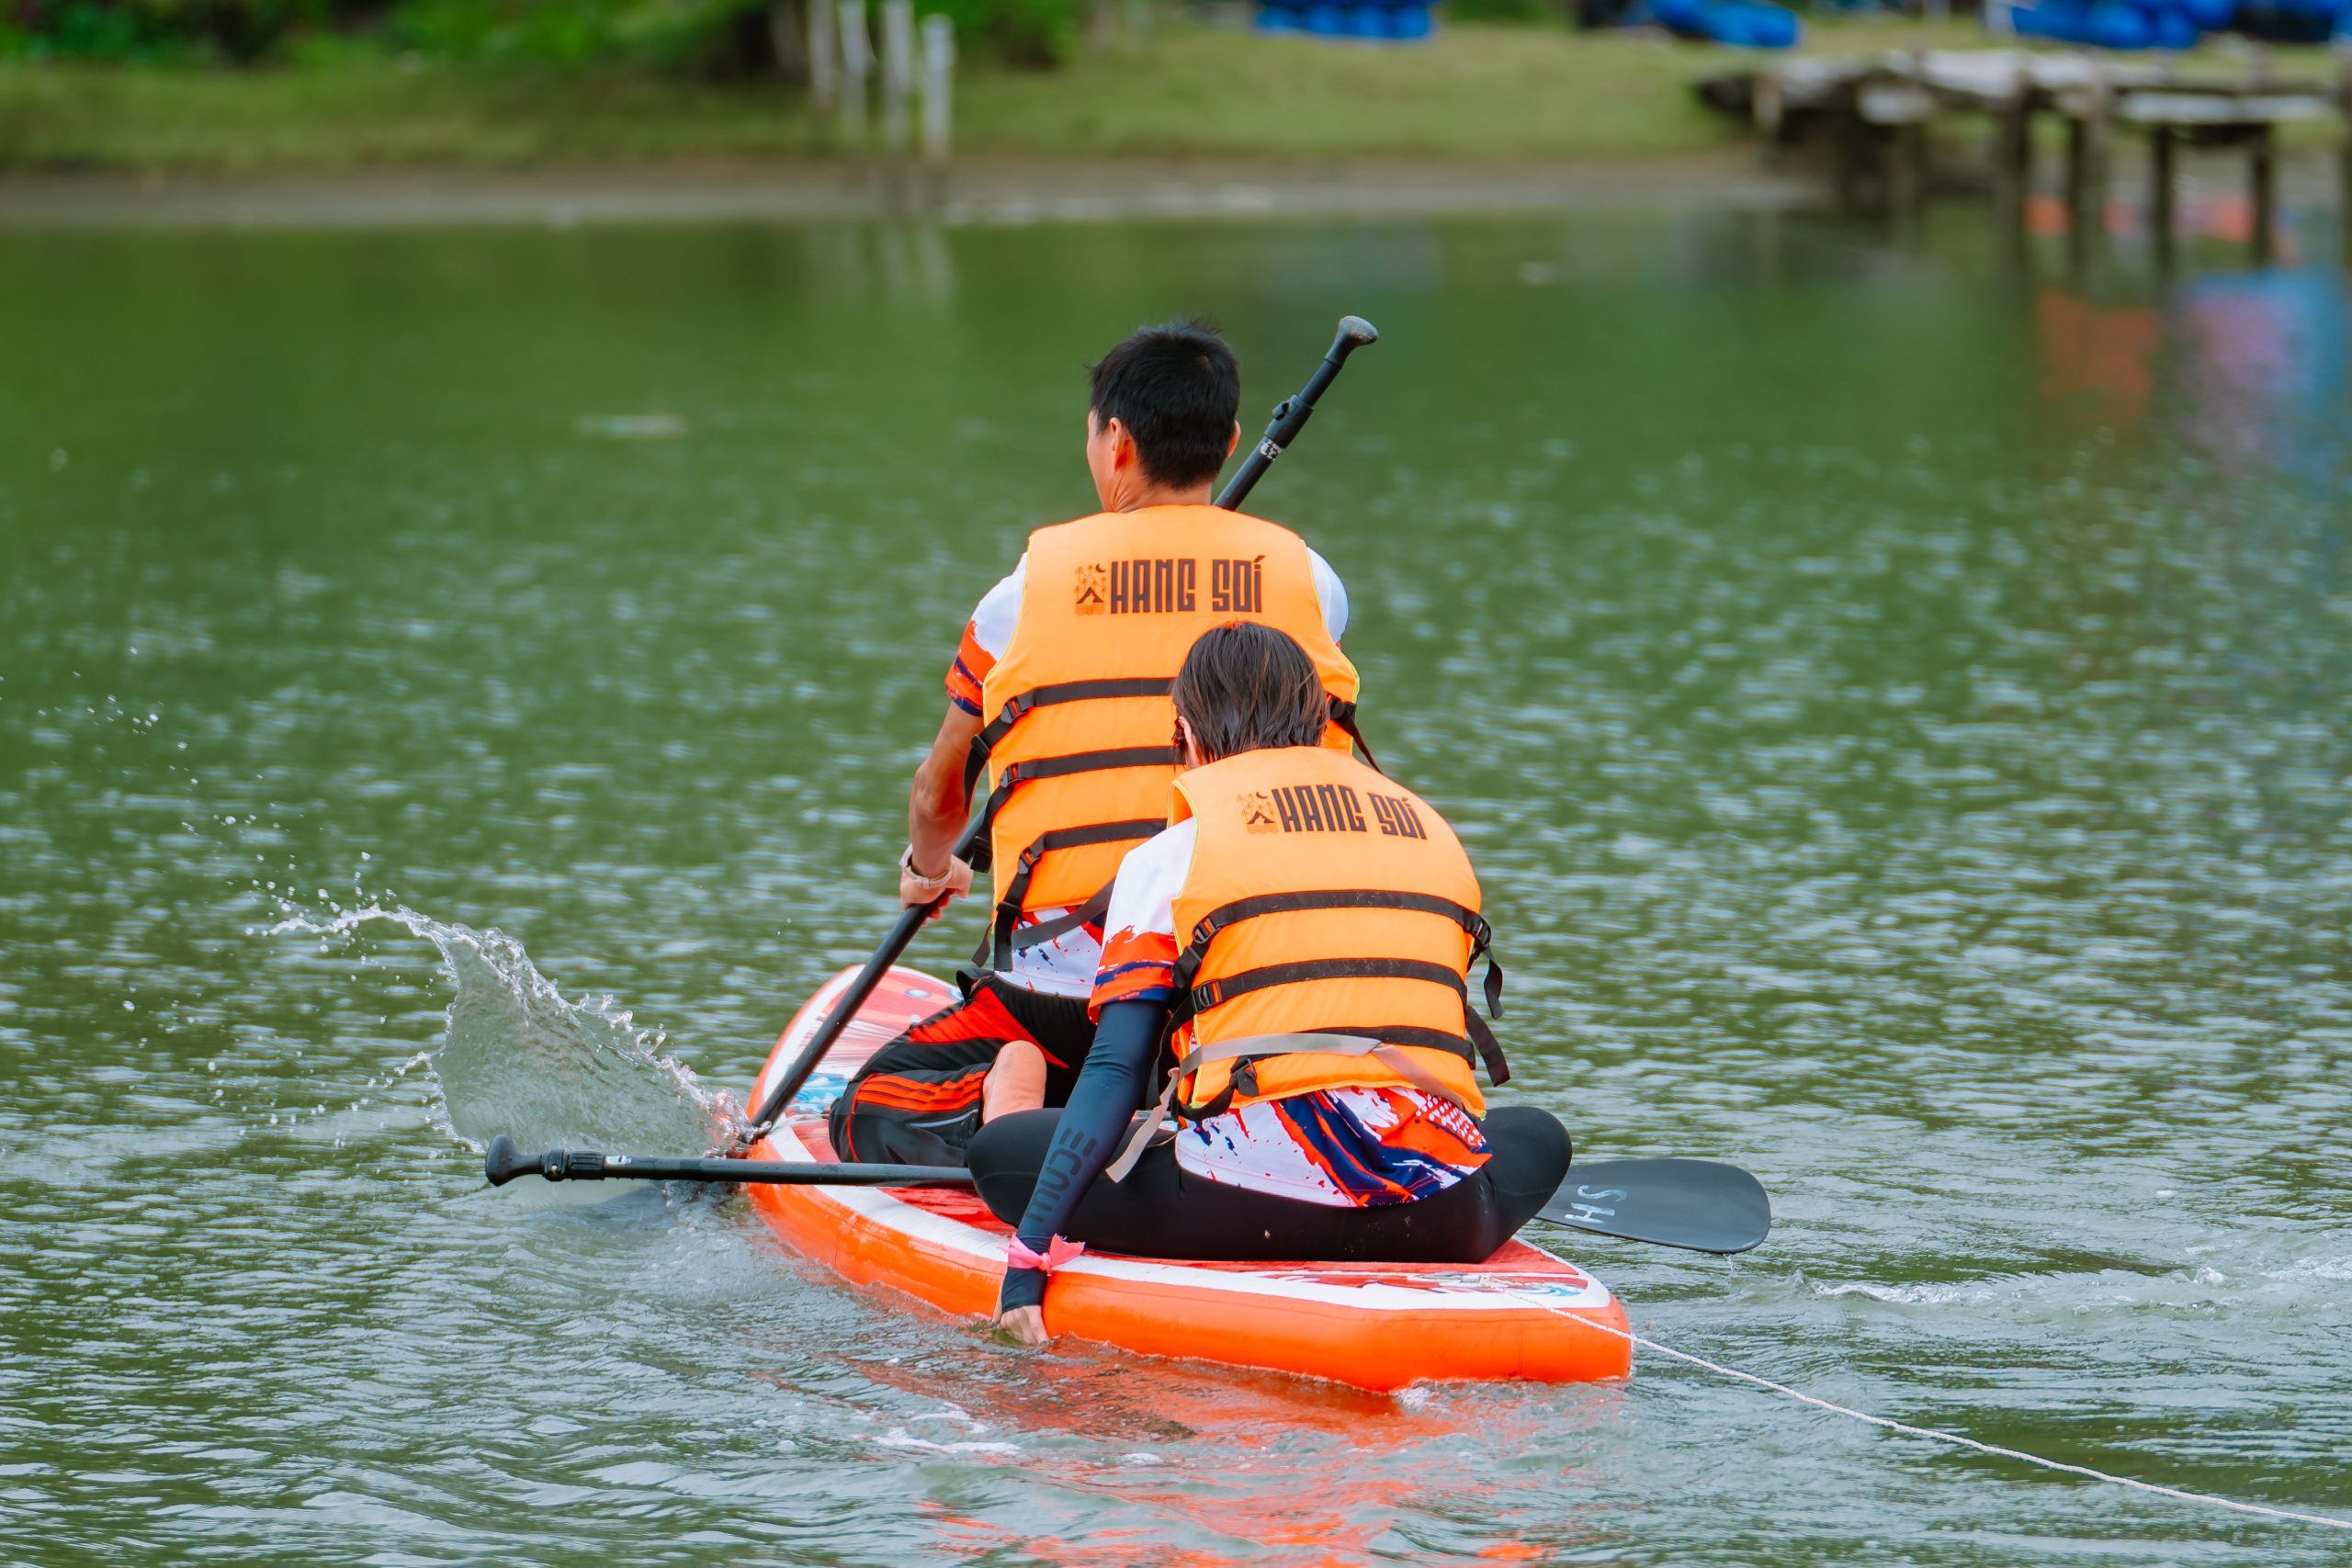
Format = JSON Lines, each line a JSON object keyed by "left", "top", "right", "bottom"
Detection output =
{"left": 0, "top": 18, "right": 1926, "bottom": 172}
{"left": 0, "top": 19, "right": 2333, "bottom": 174}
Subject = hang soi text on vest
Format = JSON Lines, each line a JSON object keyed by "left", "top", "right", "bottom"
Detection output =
{"left": 972, "top": 508, "right": 1360, "bottom": 969}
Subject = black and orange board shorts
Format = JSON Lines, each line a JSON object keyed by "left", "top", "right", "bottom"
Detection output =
{"left": 827, "top": 974, "right": 1094, "bottom": 1167}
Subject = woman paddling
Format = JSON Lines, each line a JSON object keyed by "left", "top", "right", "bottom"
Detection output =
{"left": 969, "top": 621, "right": 1571, "bottom": 1344}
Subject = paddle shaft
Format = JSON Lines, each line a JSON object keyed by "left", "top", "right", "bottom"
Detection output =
{"left": 738, "top": 815, "right": 986, "bottom": 1144}
{"left": 739, "top": 314, "right": 1382, "bottom": 1141}
{"left": 485, "top": 1134, "right": 972, "bottom": 1190}
{"left": 484, "top": 1135, "right": 1765, "bottom": 1260}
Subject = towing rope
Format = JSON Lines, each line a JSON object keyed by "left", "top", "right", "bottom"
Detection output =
{"left": 1528, "top": 1301, "right": 2352, "bottom": 1533}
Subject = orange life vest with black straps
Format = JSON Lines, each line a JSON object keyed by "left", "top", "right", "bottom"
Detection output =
{"left": 973, "top": 506, "right": 1360, "bottom": 971}
{"left": 1164, "top": 744, "right": 1510, "bottom": 1119}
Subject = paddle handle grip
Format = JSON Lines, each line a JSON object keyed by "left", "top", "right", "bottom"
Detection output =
{"left": 1216, "top": 315, "right": 1379, "bottom": 513}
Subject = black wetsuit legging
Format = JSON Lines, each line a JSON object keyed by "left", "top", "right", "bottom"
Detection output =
{"left": 967, "top": 1000, "right": 1573, "bottom": 1311}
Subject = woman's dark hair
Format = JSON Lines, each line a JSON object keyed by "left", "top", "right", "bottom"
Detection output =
{"left": 1172, "top": 622, "right": 1329, "bottom": 761}
{"left": 1089, "top": 319, "right": 1240, "bottom": 491}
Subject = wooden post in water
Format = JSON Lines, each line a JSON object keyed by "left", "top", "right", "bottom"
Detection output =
{"left": 2247, "top": 39, "right": 2277, "bottom": 267}
{"left": 1992, "top": 59, "right": 2032, "bottom": 280}
{"left": 837, "top": 0, "right": 874, "bottom": 154}
{"left": 2250, "top": 121, "right": 2278, "bottom": 266}
{"left": 2064, "top": 107, "right": 2090, "bottom": 266}
{"left": 920, "top": 12, "right": 956, "bottom": 204}
{"left": 2248, "top": 41, "right": 2278, "bottom": 266}
{"left": 1997, "top": 62, "right": 2032, "bottom": 215}
{"left": 880, "top": 0, "right": 915, "bottom": 205}
{"left": 2064, "top": 61, "right": 2111, "bottom": 275}
{"left": 2150, "top": 122, "right": 2177, "bottom": 271}
{"left": 1895, "top": 53, "right": 1930, "bottom": 222}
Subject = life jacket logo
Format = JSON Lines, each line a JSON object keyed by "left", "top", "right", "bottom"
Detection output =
{"left": 1259, "top": 783, "right": 1429, "bottom": 839}
{"left": 1209, "top": 556, "right": 1265, "bottom": 614}
{"left": 1368, "top": 793, "right": 1428, "bottom": 840}
{"left": 1077, "top": 557, "right": 1266, "bottom": 615}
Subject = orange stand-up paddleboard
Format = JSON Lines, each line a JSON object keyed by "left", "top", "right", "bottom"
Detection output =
{"left": 744, "top": 964, "right": 1634, "bottom": 1391}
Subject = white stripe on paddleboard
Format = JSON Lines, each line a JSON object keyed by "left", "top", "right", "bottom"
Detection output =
{"left": 756, "top": 1126, "right": 1615, "bottom": 1315}
{"left": 754, "top": 964, "right": 1615, "bottom": 1317}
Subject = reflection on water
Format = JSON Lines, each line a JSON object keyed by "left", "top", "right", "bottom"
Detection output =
{"left": 1, "top": 200, "right": 2348, "bottom": 1564}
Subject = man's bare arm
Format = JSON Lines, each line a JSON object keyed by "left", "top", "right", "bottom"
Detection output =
{"left": 904, "top": 702, "right": 986, "bottom": 905}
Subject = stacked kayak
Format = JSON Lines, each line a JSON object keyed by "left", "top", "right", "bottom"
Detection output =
{"left": 1654, "top": 0, "right": 1801, "bottom": 48}
{"left": 1992, "top": 0, "right": 2337, "bottom": 45}
{"left": 743, "top": 964, "right": 1634, "bottom": 1390}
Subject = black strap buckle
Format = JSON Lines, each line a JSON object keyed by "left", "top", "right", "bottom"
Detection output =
{"left": 1176, "top": 1055, "right": 1260, "bottom": 1123}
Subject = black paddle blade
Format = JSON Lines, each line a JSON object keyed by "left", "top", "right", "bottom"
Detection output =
{"left": 1535, "top": 1158, "right": 1771, "bottom": 1255}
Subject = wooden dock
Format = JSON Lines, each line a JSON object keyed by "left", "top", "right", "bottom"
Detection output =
{"left": 1699, "top": 48, "right": 2352, "bottom": 263}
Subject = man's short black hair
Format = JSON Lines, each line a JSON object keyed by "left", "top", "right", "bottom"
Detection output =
{"left": 1089, "top": 319, "right": 1241, "bottom": 491}
{"left": 1173, "top": 622, "right": 1329, "bottom": 761}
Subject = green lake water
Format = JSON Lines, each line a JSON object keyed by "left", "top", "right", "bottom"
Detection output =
{"left": 3, "top": 204, "right": 2349, "bottom": 1565}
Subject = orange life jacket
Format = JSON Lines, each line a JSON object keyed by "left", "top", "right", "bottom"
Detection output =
{"left": 1164, "top": 744, "right": 1510, "bottom": 1119}
{"left": 973, "top": 506, "right": 1360, "bottom": 971}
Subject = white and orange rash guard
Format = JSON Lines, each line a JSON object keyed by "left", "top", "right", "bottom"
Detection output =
{"left": 1088, "top": 817, "right": 1489, "bottom": 1210}
{"left": 943, "top": 547, "right": 1351, "bottom": 998}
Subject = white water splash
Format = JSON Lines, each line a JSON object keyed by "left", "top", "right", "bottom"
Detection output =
{"left": 1814, "top": 1254, "right": 2348, "bottom": 1314}
{"left": 270, "top": 902, "right": 735, "bottom": 1156}
{"left": 875, "top": 1430, "right": 1024, "bottom": 1457}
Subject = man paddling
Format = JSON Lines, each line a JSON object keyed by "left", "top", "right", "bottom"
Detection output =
{"left": 969, "top": 622, "right": 1556, "bottom": 1343}
{"left": 829, "top": 321, "right": 1363, "bottom": 1168}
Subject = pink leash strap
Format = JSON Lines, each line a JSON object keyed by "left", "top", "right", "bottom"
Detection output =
{"left": 1005, "top": 1235, "right": 1086, "bottom": 1273}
